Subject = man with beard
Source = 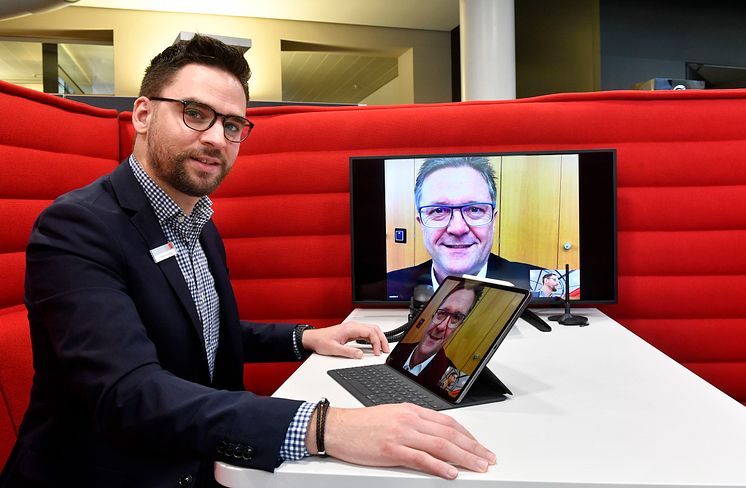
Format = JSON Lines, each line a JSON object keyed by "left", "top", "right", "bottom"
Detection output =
{"left": 534, "top": 273, "right": 560, "bottom": 298}
{"left": 1, "top": 36, "right": 495, "bottom": 487}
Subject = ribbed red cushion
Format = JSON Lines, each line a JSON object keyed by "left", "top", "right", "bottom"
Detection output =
{"left": 4, "top": 81, "right": 746, "bottom": 428}
{"left": 0, "top": 200, "right": 52, "bottom": 253}
{"left": 0, "top": 82, "right": 121, "bottom": 467}
{"left": 241, "top": 90, "right": 746, "bottom": 404}
{"left": 224, "top": 235, "right": 350, "bottom": 280}
{"left": 0, "top": 305, "right": 32, "bottom": 435}
{"left": 0, "top": 253, "right": 24, "bottom": 310}
{"left": 0, "top": 400, "right": 14, "bottom": 474}
{"left": 618, "top": 230, "right": 746, "bottom": 275}
{"left": 242, "top": 362, "right": 302, "bottom": 397}
{"left": 212, "top": 193, "right": 349, "bottom": 239}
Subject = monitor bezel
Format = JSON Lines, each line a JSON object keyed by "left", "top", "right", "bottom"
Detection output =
{"left": 349, "top": 149, "right": 618, "bottom": 307}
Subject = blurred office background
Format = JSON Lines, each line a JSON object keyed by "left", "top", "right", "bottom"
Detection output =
{"left": 1, "top": 0, "right": 745, "bottom": 106}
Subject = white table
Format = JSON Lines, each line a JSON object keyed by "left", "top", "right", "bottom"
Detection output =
{"left": 216, "top": 308, "right": 746, "bottom": 488}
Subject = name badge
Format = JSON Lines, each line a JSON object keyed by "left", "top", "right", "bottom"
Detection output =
{"left": 150, "top": 242, "right": 177, "bottom": 263}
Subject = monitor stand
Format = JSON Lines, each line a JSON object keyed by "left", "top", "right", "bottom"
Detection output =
{"left": 521, "top": 309, "right": 552, "bottom": 332}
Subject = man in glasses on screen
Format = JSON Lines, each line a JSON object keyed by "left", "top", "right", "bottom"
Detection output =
{"left": 388, "top": 283, "right": 479, "bottom": 386}
{"left": 387, "top": 156, "right": 539, "bottom": 299}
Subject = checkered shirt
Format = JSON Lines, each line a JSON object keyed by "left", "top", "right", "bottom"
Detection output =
{"left": 280, "top": 401, "right": 316, "bottom": 460}
{"left": 129, "top": 155, "right": 221, "bottom": 379}
{"left": 129, "top": 155, "right": 313, "bottom": 460}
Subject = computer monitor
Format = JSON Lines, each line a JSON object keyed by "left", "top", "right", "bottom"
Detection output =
{"left": 350, "top": 150, "right": 617, "bottom": 307}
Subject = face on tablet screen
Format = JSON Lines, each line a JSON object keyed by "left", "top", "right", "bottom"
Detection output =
{"left": 387, "top": 277, "right": 529, "bottom": 403}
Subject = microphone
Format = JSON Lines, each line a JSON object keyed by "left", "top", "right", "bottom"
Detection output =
{"left": 357, "top": 284, "right": 434, "bottom": 344}
{"left": 547, "top": 264, "right": 588, "bottom": 326}
{"left": 385, "top": 284, "right": 434, "bottom": 342}
{"left": 407, "top": 284, "right": 434, "bottom": 327}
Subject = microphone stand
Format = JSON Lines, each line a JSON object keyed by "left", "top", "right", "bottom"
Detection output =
{"left": 548, "top": 264, "right": 588, "bottom": 326}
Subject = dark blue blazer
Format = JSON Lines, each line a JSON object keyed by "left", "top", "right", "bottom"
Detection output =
{"left": 386, "top": 253, "right": 539, "bottom": 300}
{"left": 1, "top": 162, "right": 303, "bottom": 487}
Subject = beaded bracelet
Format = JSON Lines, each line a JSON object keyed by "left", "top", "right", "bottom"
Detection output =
{"left": 292, "top": 324, "right": 314, "bottom": 360}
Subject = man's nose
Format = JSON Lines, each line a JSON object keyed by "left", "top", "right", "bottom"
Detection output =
{"left": 446, "top": 208, "right": 470, "bottom": 234}
{"left": 436, "top": 315, "right": 452, "bottom": 331}
{"left": 199, "top": 119, "right": 227, "bottom": 148}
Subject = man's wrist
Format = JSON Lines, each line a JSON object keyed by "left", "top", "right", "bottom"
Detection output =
{"left": 305, "top": 399, "right": 331, "bottom": 456}
{"left": 292, "top": 324, "right": 314, "bottom": 360}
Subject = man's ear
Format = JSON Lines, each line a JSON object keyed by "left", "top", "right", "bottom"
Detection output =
{"left": 132, "top": 96, "right": 153, "bottom": 135}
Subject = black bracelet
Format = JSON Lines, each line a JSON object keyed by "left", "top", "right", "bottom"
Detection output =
{"left": 315, "top": 397, "right": 330, "bottom": 456}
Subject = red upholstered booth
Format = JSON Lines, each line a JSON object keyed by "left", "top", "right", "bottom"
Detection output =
{"left": 0, "top": 80, "right": 121, "bottom": 468}
{"left": 2, "top": 79, "right": 746, "bottom": 469}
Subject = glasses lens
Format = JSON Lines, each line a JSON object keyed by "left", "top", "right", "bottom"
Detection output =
{"left": 420, "top": 204, "right": 494, "bottom": 228}
{"left": 448, "top": 312, "right": 466, "bottom": 328}
{"left": 223, "top": 116, "right": 251, "bottom": 142}
{"left": 420, "top": 206, "right": 452, "bottom": 228}
{"left": 434, "top": 309, "right": 466, "bottom": 328}
{"left": 461, "top": 204, "right": 494, "bottom": 226}
{"left": 182, "top": 101, "right": 215, "bottom": 131}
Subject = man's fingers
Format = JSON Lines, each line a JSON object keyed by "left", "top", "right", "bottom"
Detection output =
{"left": 416, "top": 405, "right": 479, "bottom": 441}
{"left": 395, "top": 445, "right": 460, "bottom": 479}
{"left": 332, "top": 343, "right": 364, "bottom": 359}
{"left": 395, "top": 410, "right": 495, "bottom": 474}
{"left": 410, "top": 428, "right": 494, "bottom": 473}
{"left": 378, "top": 327, "right": 391, "bottom": 353}
{"left": 341, "top": 322, "right": 389, "bottom": 355}
{"left": 323, "top": 404, "right": 494, "bottom": 480}
{"left": 361, "top": 326, "right": 389, "bottom": 355}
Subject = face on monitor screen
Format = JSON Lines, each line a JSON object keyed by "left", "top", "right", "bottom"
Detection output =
{"left": 350, "top": 151, "right": 617, "bottom": 305}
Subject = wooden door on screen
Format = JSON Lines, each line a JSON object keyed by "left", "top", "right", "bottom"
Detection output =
{"left": 499, "top": 154, "right": 580, "bottom": 270}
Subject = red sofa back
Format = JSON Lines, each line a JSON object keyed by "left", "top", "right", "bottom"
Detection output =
{"left": 2, "top": 80, "right": 746, "bottom": 469}
{"left": 0, "top": 80, "right": 120, "bottom": 467}
{"left": 237, "top": 93, "right": 746, "bottom": 407}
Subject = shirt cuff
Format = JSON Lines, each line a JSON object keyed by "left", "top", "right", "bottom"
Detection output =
{"left": 278, "top": 401, "right": 316, "bottom": 461}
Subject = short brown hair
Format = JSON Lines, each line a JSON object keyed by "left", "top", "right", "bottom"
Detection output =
{"left": 415, "top": 156, "right": 497, "bottom": 208}
{"left": 139, "top": 34, "right": 251, "bottom": 102}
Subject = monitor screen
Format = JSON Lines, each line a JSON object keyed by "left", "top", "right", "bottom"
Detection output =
{"left": 350, "top": 150, "right": 617, "bottom": 306}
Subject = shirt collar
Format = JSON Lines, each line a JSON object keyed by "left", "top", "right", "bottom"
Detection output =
{"left": 128, "top": 154, "right": 214, "bottom": 228}
{"left": 430, "top": 259, "right": 489, "bottom": 292}
{"left": 402, "top": 347, "right": 437, "bottom": 375}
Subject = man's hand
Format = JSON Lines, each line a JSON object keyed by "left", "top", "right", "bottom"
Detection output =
{"left": 306, "top": 403, "right": 496, "bottom": 479}
{"left": 302, "top": 321, "right": 389, "bottom": 358}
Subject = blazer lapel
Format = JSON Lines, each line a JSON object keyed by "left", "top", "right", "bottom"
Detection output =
{"left": 108, "top": 162, "right": 203, "bottom": 337}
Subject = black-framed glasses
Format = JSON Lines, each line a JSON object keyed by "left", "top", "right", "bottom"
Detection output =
{"left": 432, "top": 309, "right": 468, "bottom": 329}
{"left": 149, "top": 97, "right": 254, "bottom": 143}
{"left": 418, "top": 203, "right": 496, "bottom": 229}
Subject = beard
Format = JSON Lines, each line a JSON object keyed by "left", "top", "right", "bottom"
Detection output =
{"left": 146, "top": 126, "right": 231, "bottom": 198}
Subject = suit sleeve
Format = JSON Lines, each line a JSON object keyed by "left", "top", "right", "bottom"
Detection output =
{"left": 239, "top": 320, "right": 300, "bottom": 362}
{"left": 25, "top": 200, "right": 303, "bottom": 471}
